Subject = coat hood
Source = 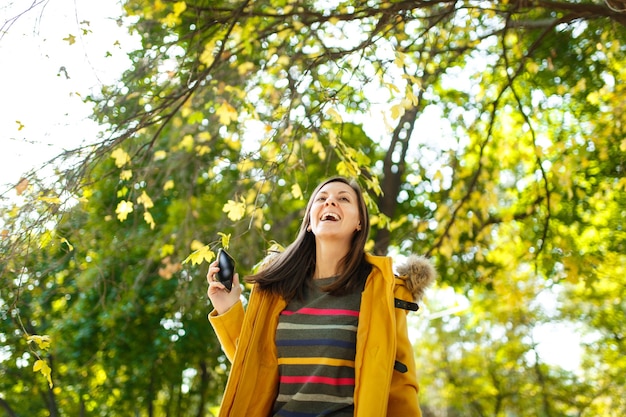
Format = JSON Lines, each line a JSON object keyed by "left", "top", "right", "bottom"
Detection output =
{"left": 395, "top": 254, "right": 437, "bottom": 302}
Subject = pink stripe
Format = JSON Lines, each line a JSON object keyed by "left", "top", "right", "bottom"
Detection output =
{"left": 280, "top": 375, "right": 355, "bottom": 385}
{"left": 281, "top": 307, "right": 359, "bottom": 317}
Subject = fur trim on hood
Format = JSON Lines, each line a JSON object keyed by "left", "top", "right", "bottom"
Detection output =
{"left": 396, "top": 254, "right": 437, "bottom": 302}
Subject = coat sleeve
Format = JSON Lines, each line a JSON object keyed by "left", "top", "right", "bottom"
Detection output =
{"left": 208, "top": 301, "right": 244, "bottom": 363}
{"left": 387, "top": 279, "right": 422, "bottom": 417}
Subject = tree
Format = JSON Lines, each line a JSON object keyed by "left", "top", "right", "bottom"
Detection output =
{"left": 1, "top": 0, "right": 625, "bottom": 415}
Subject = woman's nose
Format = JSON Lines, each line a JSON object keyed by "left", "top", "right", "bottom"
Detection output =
{"left": 324, "top": 197, "right": 337, "bottom": 206}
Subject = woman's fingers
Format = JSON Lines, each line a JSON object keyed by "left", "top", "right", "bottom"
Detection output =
{"left": 206, "top": 260, "right": 219, "bottom": 284}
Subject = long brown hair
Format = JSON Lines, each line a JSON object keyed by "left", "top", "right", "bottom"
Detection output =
{"left": 246, "top": 176, "right": 371, "bottom": 301}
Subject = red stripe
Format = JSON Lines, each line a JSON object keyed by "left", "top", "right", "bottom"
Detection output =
{"left": 281, "top": 307, "right": 359, "bottom": 317}
{"left": 280, "top": 375, "right": 355, "bottom": 385}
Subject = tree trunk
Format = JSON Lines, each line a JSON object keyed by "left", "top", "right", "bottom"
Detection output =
{"left": 196, "top": 361, "right": 209, "bottom": 417}
{"left": 374, "top": 106, "right": 419, "bottom": 255}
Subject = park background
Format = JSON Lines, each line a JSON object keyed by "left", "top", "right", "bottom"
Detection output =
{"left": 1, "top": 0, "right": 625, "bottom": 416}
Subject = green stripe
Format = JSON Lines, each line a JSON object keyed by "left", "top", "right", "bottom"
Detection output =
{"left": 277, "top": 322, "right": 358, "bottom": 331}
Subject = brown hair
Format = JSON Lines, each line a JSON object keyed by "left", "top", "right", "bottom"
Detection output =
{"left": 246, "top": 176, "right": 371, "bottom": 301}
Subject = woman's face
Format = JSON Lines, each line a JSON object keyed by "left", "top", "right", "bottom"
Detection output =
{"left": 308, "top": 181, "right": 362, "bottom": 242}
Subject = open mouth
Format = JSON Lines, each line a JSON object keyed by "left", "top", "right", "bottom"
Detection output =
{"left": 321, "top": 212, "right": 340, "bottom": 221}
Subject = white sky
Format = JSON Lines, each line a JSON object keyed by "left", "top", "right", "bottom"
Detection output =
{"left": 0, "top": 0, "right": 136, "bottom": 190}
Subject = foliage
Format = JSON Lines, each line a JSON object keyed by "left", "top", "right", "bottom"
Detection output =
{"left": 1, "top": 0, "right": 625, "bottom": 415}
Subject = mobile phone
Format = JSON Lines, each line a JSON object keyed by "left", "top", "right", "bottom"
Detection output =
{"left": 216, "top": 248, "right": 235, "bottom": 291}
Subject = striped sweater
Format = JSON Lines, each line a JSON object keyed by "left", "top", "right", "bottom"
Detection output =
{"left": 272, "top": 277, "right": 364, "bottom": 417}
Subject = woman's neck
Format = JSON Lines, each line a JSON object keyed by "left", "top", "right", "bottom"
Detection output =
{"left": 313, "top": 241, "right": 349, "bottom": 279}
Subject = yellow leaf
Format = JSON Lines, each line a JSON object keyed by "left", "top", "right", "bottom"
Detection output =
{"left": 237, "top": 158, "right": 255, "bottom": 173}
{"left": 61, "top": 237, "right": 73, "bottom": 251}
{"left": 117, "top": 186, "right": 129, "bottom": 198}
{"left": 195, "top": 145, "right": 210, "bottom": 155}
{"left": 224, "top": 136, "right": 241, "bottom": 151}
{"left": 439, "top": 241, "right": 453, "bottom": 259}
{"left": 94, "top": 367, "right": 107, "bottom": 385}
{"left": 223, "top": 197, "right": 246, "bottom": 221}
{"left": 33, "top": 359, "right": 53, "bottom": 388}
{"left": 162, "top": 13, "right": 180, "bottom": 27}
{"left": 63, "top": 34, "right": 76, "bottom": 45}
{"left": 364, "top": 176, "right": 383, "bottom": 196}
{"left": 27, "top": 335, "right": 51, "bottom": 350}
{"left": 328, "top": 130, "right": 338, "bottom": 147}
{"left": 586, "top": 91, "right": 600, "bottom": 105}
{"left": 154, "top": 150, "right": 167, "bottom": 160}
{"left": 160, "top": 244, "right": 175, "bottom": 257}
{"left": 384, "top": 81, "right": 400, "bottom": 93}
{"left": 182, "top": 245, "right": 214, "bottom": 266}
{"left": 200, "top": 41, "right": 216, "bottom": 67}
{"left": 39, "top": 195, "right": 61, "bottom": 204}
{"left": 394, "top": 51, "right": 407, "bottom": 68}
{"left": 120, "top": 169, "right": 133, "bottom": 180}
{"left": 115, "top": 200, "right": 134, "bottom": 221}
{"left": 238, "top": 61, "right": 255, "bottom": 75}
{"left": 406, "top": 87, "right": 419, "bottom": 106}
{"left": 325, "top": 107, "right": 343, "bottom": 123}
{"left": 163, "top": 180, "right": 174, "bottom": 191}
{"left": 218, "top": 232, "right": 231, "bottom": 249}
{"left": 267, "top": 241, "right": 285, "bottom": 253}
{"left": 82, "top": 187, "right": 93, "bottom": 200}
{"left": 390, "top": 103, "right": 404, "bottom": 120}
{"left": 179, "top": 134, "right": 194, "bottom": 151}
{"left": 33, "top": 359, "right": 45, "bottom": 372}
{"left": 291, "top": 183, "right": 303, "bottom": 200}
{"left": 154, "top": 0, "right": 166, "bottom": 12}
{"left": 16, "top": 120, "right": 25, "bottom": 130}
{"left": 336, "top": 160, "right": 360, "bottom": 178}
{"left": 198, "top": 131, "right": 212, "bottom": 142}
{"left": 111, "top": 148, "right": 131, "bottom": 168}
{"left": 144, "top": 212, "right": 156, "bottom": 229}
{"left": 190, "top": 239, "right": 205, "bottom": 251}
{"left": 304, "top": 136, "right": 326, "bottom": 159}
{"left": 40, "top": 230, "right": 54, "bottom": 248}
{"left": 137, "top": 191, "right": 154, "bottom": 209}
{"left": 526, "top": 60, "right": 539, "bottom": 74}
{"left": 51, "top": 298, "right": 67, "bottom": 312}
{"left": 173, "top": 1, "right": 187, "bottom": 16}
{"left": 216, "top": 102, "right": 238, "bottom": 126}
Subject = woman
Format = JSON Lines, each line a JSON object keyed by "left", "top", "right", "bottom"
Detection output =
{"left": 207, "top": 176, "right": 435, "bottom": 417}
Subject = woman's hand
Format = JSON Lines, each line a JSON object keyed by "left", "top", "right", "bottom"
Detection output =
{"left": 206, "top": 259, "right": 242, "bottom": 315}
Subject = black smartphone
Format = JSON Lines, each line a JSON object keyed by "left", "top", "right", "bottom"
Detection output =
{"left": 216, "top": 248, "right": 235, "bottom": 291}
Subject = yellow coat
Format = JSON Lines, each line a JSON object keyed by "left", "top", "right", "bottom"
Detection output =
{"left": 209, "top": 254, "right": 435, "bottom": 416}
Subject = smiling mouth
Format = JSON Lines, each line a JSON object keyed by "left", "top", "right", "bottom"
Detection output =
{"left": 321, "top": 213, "right": 340, "bottom": 221}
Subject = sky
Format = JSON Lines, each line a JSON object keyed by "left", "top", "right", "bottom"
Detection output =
{"left": 0, "top": 0, "right": 137, "bottom": 190}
